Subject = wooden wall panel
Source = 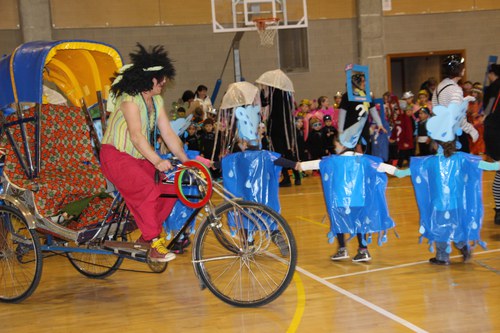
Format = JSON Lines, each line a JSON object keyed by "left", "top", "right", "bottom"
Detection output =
{"left": 307, "top": 0, "right": 356, "bottom": 19}
{"left": 474, "top": 0, "right": 500, "bottom": 10}
{"left": 48, "top": 0, "right": 500, "bottom": 29}
{"left": 384, "top": 0, "right": 484, "bottom": 16}
{"left": 0, "top": 0, "right": 20, "bottom": 29}
{"left": 160, "top": 0, "right": 212, "bottom": 25}
{"left": 50, "top": 0, "right": 161, "bottom": 28}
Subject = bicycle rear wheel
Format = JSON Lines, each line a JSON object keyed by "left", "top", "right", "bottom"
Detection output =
{"left": 193, "top": 200, "right": 297, "bottom": 307}
{"left": 67, "top": 206, "right": 129, "bottom": 278}
{"left": 0, "top": 205, "right": 43, "bottom": 303}
{"left": 67, "top": 239, "right": 124, "bottom": 278}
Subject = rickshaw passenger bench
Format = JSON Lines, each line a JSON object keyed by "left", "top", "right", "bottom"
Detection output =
{"left": 2, "top": 103, "right": 112, "bottom": 229}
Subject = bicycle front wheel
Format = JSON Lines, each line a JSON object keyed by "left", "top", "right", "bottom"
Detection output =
{"left": 193, "top": 200, "right": 297, "bottom": 307}
{"left": 0, "top": 205, "right": 43, "bottom": 303}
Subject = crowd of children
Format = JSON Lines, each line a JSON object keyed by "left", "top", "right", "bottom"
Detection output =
{"left": 162, "top": 60, "right": 499, "bottom": 264}
{"left": 170, "top": 75, "right": 488, "bottom": 186}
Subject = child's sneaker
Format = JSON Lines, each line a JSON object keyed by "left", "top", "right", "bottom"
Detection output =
{"left": 181, "top": 237, "right": 191, "bottom": 249}
{"left": 460, "top": 245, "right": 472, "bottom": 262}
{"left": 429, "top": 257, "right": 450, "bottom": 266}
{"left": 352, "top": 248, "right": 371, "bottom": 262}
{"left": 330, "top": 247, "right": 349, "bottom": 261}
{"left": 149, "top": 238, "right": 176, "bottom": 262}
{"left": 170, "top": 241, "right": 184, "bottom": 254}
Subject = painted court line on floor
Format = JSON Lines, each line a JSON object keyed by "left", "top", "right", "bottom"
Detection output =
{"left": 279, "top": 179, "right": 494, "bottom": 196}
{"left": 323, "top": 248, "right": 500, "bottom": 280}
{"left": 295, "top": 264, "right": 429, "bottom": 333}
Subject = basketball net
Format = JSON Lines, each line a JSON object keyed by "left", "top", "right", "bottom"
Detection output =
{"left": 254, "top": 18, "right": 280, "bottom": 48}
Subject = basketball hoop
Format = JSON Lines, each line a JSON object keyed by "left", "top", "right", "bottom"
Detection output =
{"left": 253, "top": 17, "right": 280, "bottom": 48}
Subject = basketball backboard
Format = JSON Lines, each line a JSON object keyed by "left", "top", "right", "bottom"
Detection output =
{"left": 211, "top": 0, "right": 308, "bottom": 33}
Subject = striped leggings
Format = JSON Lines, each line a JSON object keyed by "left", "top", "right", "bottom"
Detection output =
{"left": 494, "top": 171, "right": 500, "bottom": 209}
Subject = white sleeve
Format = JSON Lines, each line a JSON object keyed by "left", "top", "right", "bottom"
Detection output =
{"left": 300, "top": 160, "right": 321, "bottom": 171}
{"left": 376, "top": 163, "right": 397, "bottom": 175}
{"left": 460, "top": 118, "right": 479, "bottom": 142}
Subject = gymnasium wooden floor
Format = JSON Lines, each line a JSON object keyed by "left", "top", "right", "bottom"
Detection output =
{"left": 1, "top": 172, "right": 499, "bottom": 333}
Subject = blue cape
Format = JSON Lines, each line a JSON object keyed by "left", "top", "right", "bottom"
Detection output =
{"left": 410, "top": 152, "right": 484, "bottom": 244}
{"left": 222, "top": 150, "right": 282, "bottom": 212}
{"left": 222, "top": 150, "right": 282, "bottom": 233}
{"left": 162, "top": 150, "right": 201, "bottom": 236}
{"left": 320, "top": 154, "right": 395, "bottom": 244}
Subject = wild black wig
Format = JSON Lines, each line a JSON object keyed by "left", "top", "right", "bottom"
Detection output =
{"left": 110, "top": 43, "right": 175, "bottom": 97}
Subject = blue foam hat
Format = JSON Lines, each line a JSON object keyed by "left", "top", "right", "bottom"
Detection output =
{"left": 235, "top": 105, "right": 261, "bottom": 144}
{"left": 170, "top": 114, "right": 193, "bottom": 136}
{"left": 426, "top": 101, "right": 467, "bottom": 142}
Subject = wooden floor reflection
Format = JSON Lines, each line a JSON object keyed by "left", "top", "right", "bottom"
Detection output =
{"left": 1, "top": 173, "right": 499, "bottom": 333}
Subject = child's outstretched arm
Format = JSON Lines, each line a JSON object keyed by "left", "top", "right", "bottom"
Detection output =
{"left": 300, "top": 160, "right": 321, "bottom": 171}
{"left": 376, "top": 163, "right": 411, "bottom": 178}
{"left": 478, "top": 160, "right": 500, "bottom": 171}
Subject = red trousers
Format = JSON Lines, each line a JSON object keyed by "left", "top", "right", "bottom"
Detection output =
{"left": 100, "top": 144, "right": 177, "bottom": 241}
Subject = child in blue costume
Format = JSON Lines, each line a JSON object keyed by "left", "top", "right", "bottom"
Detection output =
{"left": 161, "top": 114, "right": 207, "bottom": 254}
{"left": 221, "top": 104, "right": 300, "bottom": 255}
{"left": 303, "top": 111, "right": 406, "bottom": 262}
{"left": 407, "top": 101, "right": 500, "bottom": 265}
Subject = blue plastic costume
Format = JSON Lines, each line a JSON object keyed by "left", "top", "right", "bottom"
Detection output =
{"left": 321, "top": 154, "right": 395, "bottom": 245}
{"left": 409, "top": 101, "right": 488, "bottom": 253}
{"left": 222, "top": 149, "right": 282, "bottom": 213}
{"left": 162, "top": 150, "right": 200, "bottom": 237}
{"left": 410, "top": 152, "right": 485, "bottom": 249}
{"left": 320, "top": 105, "right": 395, "bottom": 245}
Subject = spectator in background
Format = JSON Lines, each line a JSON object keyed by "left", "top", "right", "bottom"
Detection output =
{"left": 322, "top": 115, "right": 337, "bottom": 155}
{"left": 194, "top": 84, "right": 213, "bottom": 116}
{"left": 317, "top": 95, "right": 333, "bottom": 120}
{"left": 416, "top": 107, "right": 432, "bottom": 156}
{"left": 483, "top": 63, "right": 500, "bottom": 225}
{"left": 420, "top": 77, "right": 438, "bottom": 100}
{"left": 431, "top": 55, "right": 479, "bottom": 153}
{"left": 183, "top": 124, "right": 200, "bottom": 152}
{"left": 333, "top": 91, "right": 343, "bottom": 109}
{"left": 416, "top": 89, "right": 433, "bottom": 112}
{"left": 400, "top": 91, "right": 416, "bottom": 114}
{"left": 180, "top": 90, "right": 201, "bottom": 116}
{"left": 467, "top": 85, "right": 485, "bottom": 156}
{"left": 306, "top": 117, "right": 324, "bottom": 176}
{"left": 462, "top": 80, "right": 473, "bottom": 97}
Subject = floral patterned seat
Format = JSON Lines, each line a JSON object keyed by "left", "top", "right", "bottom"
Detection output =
{"left": 2, "top": 104, "right": 112, "bottom": 229}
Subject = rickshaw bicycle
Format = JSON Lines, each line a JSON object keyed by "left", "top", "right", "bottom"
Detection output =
{"left": 0, "top": 40, "right": 297, "bottom": 306}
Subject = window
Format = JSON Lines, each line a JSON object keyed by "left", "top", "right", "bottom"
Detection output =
{"left": 278, "top": 28, "right": 309, "bottom": 73}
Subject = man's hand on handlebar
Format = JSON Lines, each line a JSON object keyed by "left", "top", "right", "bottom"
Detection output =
{"left": 155, "top": 159, "right": 174, "bottom": 172}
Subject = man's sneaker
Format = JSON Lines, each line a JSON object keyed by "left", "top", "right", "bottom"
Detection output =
{"left": 271, "top": 230, "right": 289, "bottom": 256}
{"left": 149, "top": 238, "right": 176, "bottom": 262}
{"left": 429, "top": 257, "right": 450, "bottom": 266}
{"left": 460, "top": 246, "right": 472, "bottom": 263}
{"left": 352, "top": 248, "right": 371, "bottom": 262}
{"left": 330, "top": 247, "right": 349, "bottom": 261}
